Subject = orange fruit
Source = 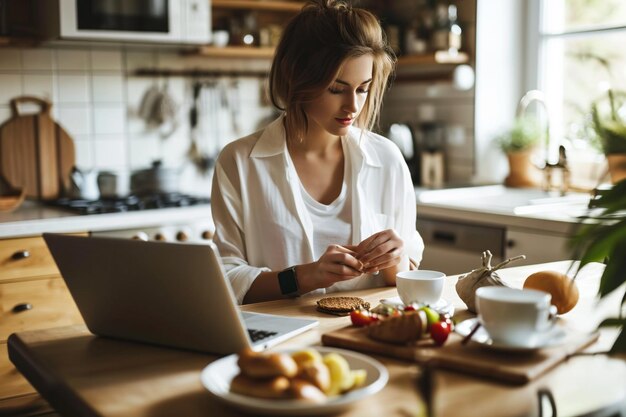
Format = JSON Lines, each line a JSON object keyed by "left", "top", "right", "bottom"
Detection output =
{"left": 523, "top": 270, "right": 579, "bottom": 314}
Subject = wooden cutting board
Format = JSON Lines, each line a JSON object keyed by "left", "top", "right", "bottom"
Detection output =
{"left": 322, "top": 324, "right": 599, "bottom": 385}
{"left": 0, "top": 96, "right": 75, "bottom": 200}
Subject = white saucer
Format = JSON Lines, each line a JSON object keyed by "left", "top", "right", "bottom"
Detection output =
{"left": 455, "top": 318, "right": 568, "bottom": 353}
{"left": 379, "top": 296, "right": 455, "bottom": 316}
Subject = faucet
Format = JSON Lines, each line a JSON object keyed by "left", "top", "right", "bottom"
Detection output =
{"left": 516, "top": 90, "right": 570, "bottom": 194}
{"left": 516, "top": 89, "right": 550, "bottom": 164}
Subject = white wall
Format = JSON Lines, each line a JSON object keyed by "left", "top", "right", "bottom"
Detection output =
{"left": 473, "top": 0, "right": 527, "bottom": 184}
{"left": 0, "top": 46, "right": 276, "bottom": 196}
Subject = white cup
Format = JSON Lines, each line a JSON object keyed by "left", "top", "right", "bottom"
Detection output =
{"left": 212, "top": 30, "right": 230, "bottom": 47}
{"left": 475, "top": 286, "right": 558, "bottom": 347}
{"left": 396, "top": 270, "right": 445, "bottom": 306}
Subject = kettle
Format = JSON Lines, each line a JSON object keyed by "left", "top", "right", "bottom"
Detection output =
{"left": 388, "top": 123, "right": 421, "bottom": 184}
{"left": 69, "top": 167, "right": 100, "bottom": 201}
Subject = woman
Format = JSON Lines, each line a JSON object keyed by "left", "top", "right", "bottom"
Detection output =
{"left": 211, "top": 0, "right": 424, "bottom": 304}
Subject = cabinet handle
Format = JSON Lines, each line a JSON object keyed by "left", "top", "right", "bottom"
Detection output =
{"left": 176, "top": 231, "right": 188, "bottom": 242}
{"left": 12, "top": 303, "right": 33, "bottom": 313}
{"left": 11, "top": 250, "right": 30, "bottom": 260}
{"left": 433, "top": 231, "right": 456, "bottom": 244}
{"left": 201, "top": 230, "right": 214, "bottom": 240}
{"left": 507, "top": 240, "right": 516, "bottom": 248}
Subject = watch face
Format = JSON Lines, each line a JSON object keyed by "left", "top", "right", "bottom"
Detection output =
{"left": 278, "top": 267, "right": 298, "bottom": 295}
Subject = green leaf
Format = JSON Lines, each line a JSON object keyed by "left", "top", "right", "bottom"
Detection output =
{"left": 599, "top": 242, "right": 626, "bottom": 297}
{"left": 599, "top": 317, "right": 626, "bottom": 353}
{"left": 599, "top": 318, "right": 626, "bottom": 327}
{"left": 611, "top": 330, "right": 626, "bottom": 353}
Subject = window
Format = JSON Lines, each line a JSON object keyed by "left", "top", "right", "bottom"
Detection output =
{"left": 537, "top": 0, "right": 626, "bottom": 187}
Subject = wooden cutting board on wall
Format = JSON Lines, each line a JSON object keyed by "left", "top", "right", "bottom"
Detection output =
{"left": 0, "top": 96, "right": 75, "bottom": 200}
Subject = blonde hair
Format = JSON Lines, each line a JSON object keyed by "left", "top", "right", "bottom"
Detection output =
{"left": 269, "top": 0, "right": 396, "bottom": 142}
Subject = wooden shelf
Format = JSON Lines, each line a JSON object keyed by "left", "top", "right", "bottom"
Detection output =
{"left": 212, "top": 0, "right": 304, "bottom": 12}
{"left": 192, "top": 45, "right": 275, "bottom": 59}
{"left": 397, "top": 51, "right": 469, "bottom": 66}
{"left": 134, "top": 68, "right": 268, "bottom": 78}
{"left": 0, "top": 36, "right": 41, "bottom": 47}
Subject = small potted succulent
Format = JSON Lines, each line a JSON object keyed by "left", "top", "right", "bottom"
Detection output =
{"left": 495, "top": 116, "right": 544, "bottom": 188}
{"left": 591, "top": 89, "right": 626, "bottom": 183}
{"left": 569, "top": 178, "right": 626, "bottom": 352}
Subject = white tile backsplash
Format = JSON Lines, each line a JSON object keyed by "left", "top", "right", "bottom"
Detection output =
{"left": 23, "top": 74, "right": 55, "bottom": 101}
{"left": 56, "top": 49, "right": 90, "bottom": 71}
{"left": 0, "top": 74, "right": 22, "bottom": 106}
{"left": 93, "top": 106, "right": 126, "bottom": 135}
{"left": 0, "top": 107, "right": 11, "bottom": 125}
{"left": 94, "top": 138, "right": 128, "bottom": 169}
{"left": 58, "top": 107, "right": 92, "bottom": 136}
{"left": 92, "top": 75, "right": 125, "bottom": 103}
{"left": 22, "top": 48, "right": 54, "bottom": 71}
{"left": 129, "top": 136, "right": 161, "bottom": 168}
{"left": 73, "top": 137, "right": 94, "bottom": 169}
{"left": 0, "top": 49, "right": 21, "bottom": 70}
{"left": 58, "top": 74, "right": 90, "bottom": 103}
{"left": 90, "top": 50, "right": 123, "bottom": 71}
{"left": 124, "top": 51, "right": 157, "bottom": 72}
{"left": 1, "top": 45, "right": 273, "bottom": 194}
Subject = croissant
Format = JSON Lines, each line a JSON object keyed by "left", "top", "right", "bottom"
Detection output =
{"left": 367, "top": 310, "right": 427, "bottom": 344}
{"left": 455, "top": 250, "right": 525, "bottom": 313}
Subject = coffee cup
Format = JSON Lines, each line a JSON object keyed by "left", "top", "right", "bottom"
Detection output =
{"left": 396, "top": 270, "right": 445, "bottom": 306}
{"left": 475, "top": 286, "right": 558, "bottom": 347}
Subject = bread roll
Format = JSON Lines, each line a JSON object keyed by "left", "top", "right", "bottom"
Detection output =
{"left": 289, "top": 379, "right": 327, "bottom": 403}
{"left": 237, "top": 348, "right": 298, "bottom": 378}
{"left": 230, "top": 374, "right": 290, "bottom": 399}
{"left": 367, "top": 310, "right": 427, "bottom": 344}
{"left": 296, "top": 361, "right": 331, "bottom": 393}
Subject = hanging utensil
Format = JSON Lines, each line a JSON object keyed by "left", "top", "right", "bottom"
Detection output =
{"left": 187, "top": 80, "right": 214, "bottom": 174}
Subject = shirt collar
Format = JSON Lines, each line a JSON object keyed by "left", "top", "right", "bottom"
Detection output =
{"left": 250, "top": 114, "right": 383, "bottom": 168}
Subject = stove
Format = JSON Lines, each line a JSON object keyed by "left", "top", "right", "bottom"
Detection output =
{"left": 46, "top": 193, "right": 210, "bottom": 215}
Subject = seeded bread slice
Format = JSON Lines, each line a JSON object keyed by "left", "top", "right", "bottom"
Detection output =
{"left": 316, "top": 296, "right": 370, "bottom": 316}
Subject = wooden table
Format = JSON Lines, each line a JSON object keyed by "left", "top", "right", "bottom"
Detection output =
{"left": 7, "top": 261, "right": 626, "bottom": 417}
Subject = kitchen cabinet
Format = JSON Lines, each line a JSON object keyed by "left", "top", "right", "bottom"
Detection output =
{"left": 418, "top": 215, "right": 574, "bottom": 276}
{"left": 0, "top": 234, "right": 84, "bottom": 416}
{"left": 505, "top": 229, "right": 571, "bottom": 266}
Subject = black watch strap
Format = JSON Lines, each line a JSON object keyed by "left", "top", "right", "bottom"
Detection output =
{"left": 278, "top": 266, "right": 299, "bottom": 296}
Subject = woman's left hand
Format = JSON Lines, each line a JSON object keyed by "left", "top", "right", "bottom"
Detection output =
{"left": 354, "top": 229, "right": 404, "bottom": 274}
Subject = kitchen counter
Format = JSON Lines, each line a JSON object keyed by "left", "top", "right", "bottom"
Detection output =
{"left": 415, "top": 185, "right": 590, "bottom": 235}
{"left": 0, "top": 201, "right": 213, "bottom": 238}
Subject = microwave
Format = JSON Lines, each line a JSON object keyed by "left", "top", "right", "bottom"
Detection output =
{"left": 39, "top": 0, "right": 211, "bottom": 44}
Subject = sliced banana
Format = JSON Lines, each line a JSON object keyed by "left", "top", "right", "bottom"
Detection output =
{"left": 323, "top": 353, "right": 353, "bottom": 396}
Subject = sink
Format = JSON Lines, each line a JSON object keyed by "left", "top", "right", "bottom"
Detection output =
{"left": 417, "top": 185, "right": 591, "bottom": 216}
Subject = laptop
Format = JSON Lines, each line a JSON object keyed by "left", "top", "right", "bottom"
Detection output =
{"left": 43, "top": 233, "right": 318, "bottom": 355}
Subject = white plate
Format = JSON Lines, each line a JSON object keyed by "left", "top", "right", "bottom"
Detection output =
{"left": 455, "top": 318, "right": 568, "bottom": 353}
{"left": 200, "top": 347, "right": 389, "bottom": 416}
{"left": 379, "top": 296, "right": 455, "bottom": 316}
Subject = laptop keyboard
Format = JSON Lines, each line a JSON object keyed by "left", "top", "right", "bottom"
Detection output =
{"left": 247, "top": 328, "right": 278, "bottom": 343}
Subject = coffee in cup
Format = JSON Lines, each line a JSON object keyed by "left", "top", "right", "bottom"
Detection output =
{"left": 475, "top": 286, "right": 557, "bottom": 347}
{"left": 396, "top": 270, "right": 445, "bottom": 306}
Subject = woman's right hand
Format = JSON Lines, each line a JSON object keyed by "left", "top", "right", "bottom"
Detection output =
{"left": 298, "top": 245, "right": 363, "bottom": 293}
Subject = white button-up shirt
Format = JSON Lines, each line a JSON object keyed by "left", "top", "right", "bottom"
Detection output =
{"left": 211, "top": 116, "right": 424, "bottom": 304}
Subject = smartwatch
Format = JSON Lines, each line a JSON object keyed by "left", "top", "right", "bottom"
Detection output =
{"left": 278, "top": 266, "right": 299, "bottom": 296}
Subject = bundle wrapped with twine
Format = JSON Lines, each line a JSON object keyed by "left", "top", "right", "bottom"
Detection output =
{"left": 455, "top": 250, "right": 526, "bottom": 313}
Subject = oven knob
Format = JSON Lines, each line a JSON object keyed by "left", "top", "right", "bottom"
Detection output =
{"left": 154, "top": 233, "right": 167, "bottom": 241}
{"left": 176, "top": 231, "right": 188, "bottom": 242}
{"left": 201, "top": 230, "right": 214, "bottom": 240}
{"left": 132, "top": 232, "right": 149, "bottom": 241}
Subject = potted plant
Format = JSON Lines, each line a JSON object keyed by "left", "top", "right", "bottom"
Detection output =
{"left": 495, "top": 116, "right": 544, "bottom": 188}
{"left": 569, "top": 178, "right": 626, "bottom": 352}
{"left": 591, "top": 89, "right": 626, "bottom": 183}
